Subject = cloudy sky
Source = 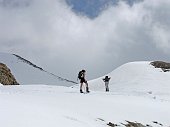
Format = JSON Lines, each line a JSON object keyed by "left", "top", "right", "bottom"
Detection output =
{"left": 0, "top": 0, "right": 170, "bottom": 81}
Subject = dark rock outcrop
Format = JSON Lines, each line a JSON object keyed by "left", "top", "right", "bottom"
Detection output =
{"left": 107, "top": 122, "right": 119, "bottom": 127}
{"left": 150, "top": 61, "right": 170, "bottom": 72}
{"left": 121, "top": 121, "right": 146, "bottom": 127}
{"left": 0, "top": 63, "right": 19, "bottom": 85}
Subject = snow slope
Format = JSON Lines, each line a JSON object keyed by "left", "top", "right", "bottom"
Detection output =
{"left": 89, "top": 61, "right": 170, "bottom": 100}
{"left": 0, "top": 61, "right": 169, "bottom": 127}
{"left": 0, "top": 85, "right": 169, "bottom": 127}
{"left": 0, "top": 52, "right": 76, "bottom": 86}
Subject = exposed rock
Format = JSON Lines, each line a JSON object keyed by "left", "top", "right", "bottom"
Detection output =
{"left": 107, "top": 122, "right": 119, "bottom": 127}
{"left": 121, "top": 121, "right": 146, "bottom": 127}
{"left": 106, "top": 120, "right": 164, "bottom": 127}
{"left": 13, "top": 54, "right": 78, "bottom": 84}
{"left": 152, "top": 121, "right": 163, "bottom": 126}
{"left": 150, "top": 61, "right": 170, "bottom": 72}
{"left": 0, "top": 63, "right": 19, "bottom": 85}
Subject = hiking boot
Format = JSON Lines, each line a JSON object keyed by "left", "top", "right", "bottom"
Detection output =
{"left": 80, "top": 89, "right": 83, "bottom": 93}
{"left": 106, "top": 88, "right": 109, "bottom": 92}
{"left": 86, "top": 87, "right": 90, "bottom": 93}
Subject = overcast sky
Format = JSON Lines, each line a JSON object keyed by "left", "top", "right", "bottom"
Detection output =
{"left": 0, "top": 0, "right": 170, "bottom": 81}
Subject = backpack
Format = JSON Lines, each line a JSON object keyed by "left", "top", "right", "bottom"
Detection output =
{"left": 103, "top": 77, "right": 110, "bottom": 82}
{"left": 78, "top": 71, "right": 83, "bottom": 79}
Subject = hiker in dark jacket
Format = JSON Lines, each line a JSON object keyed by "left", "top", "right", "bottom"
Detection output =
{"left": 103, "top": 76, "right": 111, "bottom": 92}
{"left": 78, "top": 70, "right": 90, "bottom": 93}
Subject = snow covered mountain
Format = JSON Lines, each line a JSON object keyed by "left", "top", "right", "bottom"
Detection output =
{"left": 90, "top": 61, "right": 170, "bottom": 89}
{"left": 0, "top": 52, "right": 77, "bottom": 86}
{"left": 89, "top": 61, "right": 170, "bottom": 100}
{"left": 0, "top": 58, "right": 169, "bottom": 127}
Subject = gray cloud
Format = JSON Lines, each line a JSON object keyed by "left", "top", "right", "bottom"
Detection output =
{"left": 0, "top": 0, "right": 170, "bottom": 81}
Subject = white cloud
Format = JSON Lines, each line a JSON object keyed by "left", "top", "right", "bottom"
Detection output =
{"left": 0, "top": 0, "right": 170, "bottom": 81}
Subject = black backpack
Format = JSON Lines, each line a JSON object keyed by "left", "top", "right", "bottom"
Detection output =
{"left": 78, "top": 71, "right": 83, "bottom": 79}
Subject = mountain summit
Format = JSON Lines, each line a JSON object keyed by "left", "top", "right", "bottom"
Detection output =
{"left": 89, "top": 61, "right": 170, "bottom": 96}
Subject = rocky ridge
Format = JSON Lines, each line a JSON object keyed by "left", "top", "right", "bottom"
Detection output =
{"left": 0, "top": 63, "right": 19, "bottom": 85}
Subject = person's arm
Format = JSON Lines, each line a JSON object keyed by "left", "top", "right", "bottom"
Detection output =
{"left": 82, "top": 72, "right": 85, "bottom": 78}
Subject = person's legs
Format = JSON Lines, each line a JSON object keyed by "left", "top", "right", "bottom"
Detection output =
{"left": 80, "top": 79, "right": 90, "bottom": 93}
{"left": 85, "top": 81, "right": 90, "bottom": 93}
{"left": 105, "top": 82, "right": 109, "bottom": 92}
{"left": 80, "top": 79, "right": 83, "bottom": 93}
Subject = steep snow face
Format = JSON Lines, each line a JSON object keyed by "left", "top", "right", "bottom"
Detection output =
{"left": 0, "top": 52, "right": 76, "bottom": 86}
{"left": 88, "top": 61, "right": 170, "bottom": 99}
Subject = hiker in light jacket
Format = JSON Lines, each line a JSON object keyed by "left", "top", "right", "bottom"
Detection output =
{"left": 103, "top": 76, "right": 111, "bottom": 92}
